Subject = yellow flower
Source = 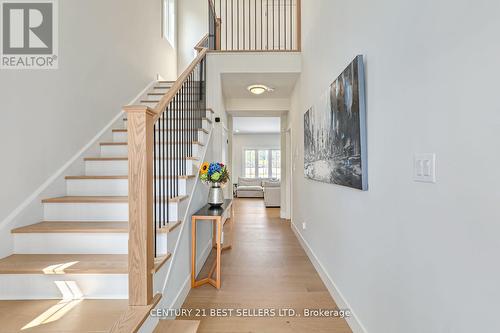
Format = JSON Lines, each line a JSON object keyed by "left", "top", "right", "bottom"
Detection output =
{"left": 200, "top": 162, "right": 209, "bottom": 174}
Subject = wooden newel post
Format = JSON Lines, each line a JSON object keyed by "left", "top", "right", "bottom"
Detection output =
{"left": 124, "top": 105, "right": 155, "bottom": 306}
{"left": 215, "top": 18, "right": 222, "bottom": 50}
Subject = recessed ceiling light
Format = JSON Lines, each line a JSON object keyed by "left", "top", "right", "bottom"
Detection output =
{"left": 248, "top": 84, "right": 273, "bottom": 95}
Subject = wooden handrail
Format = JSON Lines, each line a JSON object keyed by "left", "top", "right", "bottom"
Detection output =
{"left": 194, "top": 34, "right": 209, "bottom": 52}
{"left": 153, "top": 48, "right": 208, "bottom": 119}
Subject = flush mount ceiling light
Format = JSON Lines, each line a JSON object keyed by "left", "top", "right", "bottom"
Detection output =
{"left": 247, "top": 84, "right": 274, "bottom": 95}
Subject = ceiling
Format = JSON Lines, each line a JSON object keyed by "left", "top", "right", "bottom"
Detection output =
{"left": 221, "top": 73, "right": 299, "bottom": 99}
{"left": 233, "top": 117, "right": 281, "bottom": 134}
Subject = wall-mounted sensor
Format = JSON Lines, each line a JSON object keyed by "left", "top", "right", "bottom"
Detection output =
{"left": 215, "top": 117, "right": 221, "bottom": 123}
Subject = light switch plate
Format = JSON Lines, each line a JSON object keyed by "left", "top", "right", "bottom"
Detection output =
{"left": 413, "top": 153, "right": 436, "bottom": 183}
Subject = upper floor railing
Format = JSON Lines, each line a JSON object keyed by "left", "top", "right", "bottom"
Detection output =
{"left": 209, "top": 0, "right": 301, "bottom": 51}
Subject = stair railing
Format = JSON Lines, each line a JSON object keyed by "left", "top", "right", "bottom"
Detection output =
{"left": 124, "top": 47, "right": 208, "bottom": 306}
{"left": 208, "top": 0, "right": 301, "bottom": 51}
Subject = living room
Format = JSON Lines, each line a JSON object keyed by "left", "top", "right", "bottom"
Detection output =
{"left": 231, "top": 116, "right": 283, "bottom": 208}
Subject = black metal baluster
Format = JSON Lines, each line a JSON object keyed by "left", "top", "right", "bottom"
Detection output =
{"left": 273, "top": 0, "right": 275, "bottom": 49}
{"left": 237, "top": 0, "right": 239, "bottom": 49}
{"left": 243, "top": 0, "right": 245, "bottom": 49}
{"left": 261, "top": 0, "right": 263, "bottom": 50}
{"left": 284, "top": 0, "right": 286, "bottom": 49}
{"left": 266, "top": 0, "right": 269, "bottom": 49}
{"left": 160, "top": 116, "right": 163, "bottom": 239}
{"left": 183, "top": 83, "right": 186, "bottom": 176}
{"left": 254, "top": 0, "right": 256, "bottom": 50}
{"left": 278, "top": 0, "right": 280, "bottom": 49}
{"left": 153, "top": 121, "right": 157, "bottom": 257}
{"left": 225, "top": 0, "right": 228, "bottom": 50}
{"left": 165, "top": 106, "right": 169, "bottom": 226}
{"left": 231, "top": 0, "right": 234, "bottom": 50}
{"left": 249, "top": 0, "right": 252, "bottom": 49}
{"left": 290, "top": 0, "right": 292, "bottom": 50}
{"left": 167, "top": 103, "right": 172, "bottom": 225}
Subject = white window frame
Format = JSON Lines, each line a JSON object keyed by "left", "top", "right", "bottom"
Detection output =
{"left": 243, "top": 147, "right": 281, "bottom": 179}
{"left": 162, "top": 0, "right": 175, "bottom": 47}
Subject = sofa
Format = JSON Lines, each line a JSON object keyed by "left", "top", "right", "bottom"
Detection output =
{"left": 236, "top": 177, "right": 266, "bottom": 198}
{"left": 263, "top": 180, "right": 281, "bottom": 207}
{"left": 236, "top": 177, "right": 280, "bottom": 207}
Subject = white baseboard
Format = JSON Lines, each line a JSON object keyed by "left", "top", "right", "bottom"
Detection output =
{"left": 291, "top": 222, "right": 368, "bottom": 333}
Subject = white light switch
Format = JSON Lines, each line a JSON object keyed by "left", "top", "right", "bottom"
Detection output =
{"left": 413, "top": 153, "right": 436, "bottom": 183}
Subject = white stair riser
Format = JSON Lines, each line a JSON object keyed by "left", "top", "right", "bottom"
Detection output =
{"left": 0, "top": 274, "right": 127, "bottom": 300}
{"left": 101, "top": 144, "right": 201, "bottom": 158}
{"left": 85, "top": 160, "right": 194, "bottom": 176}
{"left": 113, "top": 130, "right": 206, "bottom": 144}
{"left": 14, "top": 233, "right": 128, "bottom": 254}
{"left": 66, "top": 178, "right": 187, "bottom": 196}
{"left": 124, "top": 118, "right": 211, "bottom": 131}
{"left": 67, "top": 179, "right": 127, "bottom": 196}
{"left": 13, "top": 231, "right": 170, "bottom": 256}
{"left": 100, "top": 144, "right": 127, "bottom": 157}
{"left": 43, "top": 202, "right": 179, "bottom": 222}
{"left": 155, "top": 82, "right": 173, "bottom": 88}
{"left": 85, "top": 160, "right": 127, "bottom": 176}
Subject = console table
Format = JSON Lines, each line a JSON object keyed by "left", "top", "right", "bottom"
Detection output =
{"left": 191, "top": 199, "right": 233, "bottom": 289}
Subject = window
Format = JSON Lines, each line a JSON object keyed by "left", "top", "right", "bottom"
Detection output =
{"left": 245, "top": 150, "right": 256, "bottom": 178}
{"left": 244, "top": 149, "right": 280, "bottom": 179}
{"left": 162, "top": 0, "right": 175, "bottom": 46}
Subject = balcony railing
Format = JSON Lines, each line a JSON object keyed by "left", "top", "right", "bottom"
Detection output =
{"left": 209, "top": 0, "right": 301, "bottom": 51}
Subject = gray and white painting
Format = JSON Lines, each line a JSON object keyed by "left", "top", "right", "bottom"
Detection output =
{"left": 304, "top": 55, "right": 367, "bottom": 190}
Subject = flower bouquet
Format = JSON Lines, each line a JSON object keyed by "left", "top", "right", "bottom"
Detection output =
{"left": 199, "top": 162, "right": 229, "bottom": 206}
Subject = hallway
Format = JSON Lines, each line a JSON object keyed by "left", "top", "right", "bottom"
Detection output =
{"left": 179, "top": 198, "right": 352, "bottom": 333}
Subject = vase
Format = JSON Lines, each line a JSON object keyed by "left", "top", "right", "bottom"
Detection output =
{"left": 208, "top": 183, "right": 224, "bottom": 206}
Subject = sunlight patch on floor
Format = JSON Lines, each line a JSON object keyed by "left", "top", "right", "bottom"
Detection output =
{"left": 21, "top": 280, "right": 84, "bottom": 330}
{"left": 42, "top": 261, "right": 79, "bottom": 274}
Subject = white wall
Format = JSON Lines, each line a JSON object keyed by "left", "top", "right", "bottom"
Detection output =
{"left": 232, "top": 133, "right": 281, "bottom": 181}
{"left": 0, "top": 0, "right": 176, "bottom": 226}
{"left": 177, "top": 0, "right": 208, "bottom": 73}
{"left": 289, "top": 1, "right": 500, "bottom": 332}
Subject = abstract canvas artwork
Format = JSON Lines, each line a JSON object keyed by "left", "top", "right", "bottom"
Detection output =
{"left": 304, "top": 55, "right": 367, "bottom": 190}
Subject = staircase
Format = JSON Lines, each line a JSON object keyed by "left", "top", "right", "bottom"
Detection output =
{"left": 0, "top": 73, "right": 211, "bottom": 331}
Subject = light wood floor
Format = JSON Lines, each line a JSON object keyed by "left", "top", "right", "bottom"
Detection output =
{"left": 178, "top": 198, "right": 352, "bottom": 333}
{"left": 0, "top": 299, "right": 128, "bottom": 332}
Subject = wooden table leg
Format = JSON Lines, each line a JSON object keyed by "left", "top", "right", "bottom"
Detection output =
{"left": 191, "top": 217, "right": 196, "bottom": 288}
{"left": 216, "top": 217, "right": 222, "bottom": 289}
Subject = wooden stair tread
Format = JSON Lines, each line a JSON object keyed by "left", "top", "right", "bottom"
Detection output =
{"left": 0, "top": 254, "right": 128, "bottom": 274}
{"left": 100, "top": 141, "right": 204, "bottom": 146}
{"left": 11, "top": 221, "right": 181, "bottom": 234}
{"left": 42, "top": 195, "right": 189, "bottom": 203}
{"left": 65, "top": 175, "right": 195, "bottom": 180}
{"left": 159, "top": 220, "right": 181, "bottom": 233}
{"left": 42, "top": 196, "right": 128, "bottom": 203}
{"left": 11, "top": 221, "right": 128, "bottom": 233}
{"left": 0, "top": 254, "right": 172, "bottom": 274}
{"left": 84, "top": 156, "right": 198, "bottom": 161}
{"left": 0, "top": 298, "right": 129, "bottom": 332}
{"left": 110, "top": 294, "right": 162, "bottom": 333}
{"left": 65, "top": 175, "right": 128, "bottom": 180}
{"left": 154, "top": 320, "right": 200, "bottom": 333}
